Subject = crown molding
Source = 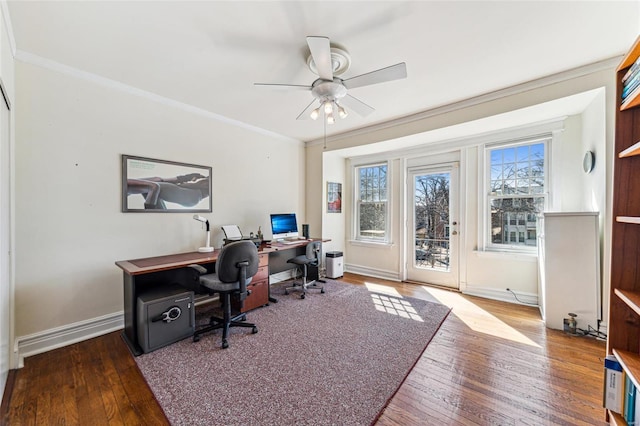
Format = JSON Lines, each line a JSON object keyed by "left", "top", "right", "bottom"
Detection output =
{"left": 307, "top": 55, "right": 622, "bottom": 148}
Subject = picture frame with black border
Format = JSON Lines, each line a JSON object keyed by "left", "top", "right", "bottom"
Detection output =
{"left": 122, "top": 154, "right": 212, "bottom": 213}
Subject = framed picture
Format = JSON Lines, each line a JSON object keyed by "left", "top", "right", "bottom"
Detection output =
{"left": 327, "top": 182, "right": 342, "bottom": 213}
{"left": 122, "top": 155, "right": 212, "bottom": 213}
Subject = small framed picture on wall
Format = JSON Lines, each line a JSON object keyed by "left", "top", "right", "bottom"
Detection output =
{"left": 327, "top": 182, "right": 342, "bottom": 213}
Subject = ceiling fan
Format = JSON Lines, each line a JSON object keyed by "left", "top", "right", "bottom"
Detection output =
{"left": 254, "top": 36, "right": 407, "bottom": 124}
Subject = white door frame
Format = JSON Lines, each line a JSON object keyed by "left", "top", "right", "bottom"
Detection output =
{"left": 402, "top": 149, "right": 465, "bottom": 289}
{"left": 0, "top": 81, "right": 11, "bottom": 396}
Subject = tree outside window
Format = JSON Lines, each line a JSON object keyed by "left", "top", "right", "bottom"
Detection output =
{"left": 414, "top": 172, "right": 450, "bottom": 270}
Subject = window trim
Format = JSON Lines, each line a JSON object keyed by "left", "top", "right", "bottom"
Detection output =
{"left": 482, "top": 137, "right": 550, "bottom": 253}
{"left": 353, "top": 161, "right": 391, "bottom": 243}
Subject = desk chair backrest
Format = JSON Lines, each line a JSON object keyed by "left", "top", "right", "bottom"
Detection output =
{"left": 186, "top": 240, "right": 260, "bottom": 349}
{"left": 217, "top": 240, "right": 259, "bottom": 299}
{"left": 306, "top": 241, "right": 322, "bottom": 264}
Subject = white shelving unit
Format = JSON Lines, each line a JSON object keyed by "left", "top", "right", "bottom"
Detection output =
{"left": 538, "top": 212, "right": 601, "bottom": 331}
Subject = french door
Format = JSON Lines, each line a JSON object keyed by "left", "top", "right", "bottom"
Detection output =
{"left": 406, "top": 163, "right": 459, "bottom": 288}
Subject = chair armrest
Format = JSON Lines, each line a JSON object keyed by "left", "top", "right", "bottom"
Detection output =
{"left": 182, "top": 264, "right": 212, "bottom": 294}
{"left": 187, "top": 264, "right": 208, "bottom": 275}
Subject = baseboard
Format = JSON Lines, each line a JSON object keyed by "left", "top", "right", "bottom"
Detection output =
{"left": 269, "top": 270, "right": 296, "bottom": 284}
{"left": 463, "top": 285, "right": 539, "bottom": 306}
{"left": 344, "top": 264, "right": 401, "bottom": 282}
{"left": 15, "top": 311, "right": 124, "bottom": 368}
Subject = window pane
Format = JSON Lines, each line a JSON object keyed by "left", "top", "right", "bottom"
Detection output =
{"left": 359, "top": 202, "right": 386, "bottom": 240}
{"left": 490, "top": 142, "right": 545, "bottom": 198}
{"left": 356, "top": 164, "right": 388, "bottom": 241}
{"left": 503, "top": 148, "right": 515, "bottom": 163}
{"left": 517, "top": 145, "right": 530, "bottom": 161}
{"left": 504, "top": 180, "right": 515, "bottom": 194}
{"left": 488, "top": 140, "right": 546, "bottom": 249}
{"left": 490, "top": 197, "right": 543, "bottom": 246}
{"left": 490, "top": 165, "right": 502, "bottom": 181}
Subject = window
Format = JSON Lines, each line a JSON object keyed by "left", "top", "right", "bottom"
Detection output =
{"left": 487, "top": 139, "right": 547, "bottom": 249}
{"left": 355, "top": 163, "right": 388, "bottom": 242}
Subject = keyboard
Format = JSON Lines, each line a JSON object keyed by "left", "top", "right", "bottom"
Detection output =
{"left": 281, "top": 240, "right": 301, "bottom": 245}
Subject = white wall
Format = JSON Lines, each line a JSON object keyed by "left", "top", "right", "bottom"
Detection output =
{"left": 0, "top": 1, "right": 14, "bottom": 402}
{"left": 321, "top": 150, "right": 345, "bottom": 256}
{"left": 13, "top": 60, "right": 304, "bottom": 360}
{"left": 308, "top": 64, "right": 615, "bottom": 310}
{"left": 580, "top": 91, "right": 608, "bottom": 327}
{"left": 343, "top": 156, "right": 404, "bottom": 281}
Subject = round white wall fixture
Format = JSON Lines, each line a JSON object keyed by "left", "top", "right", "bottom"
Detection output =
{"left": 583, "top": 151, "right": 595, "bottom": 173}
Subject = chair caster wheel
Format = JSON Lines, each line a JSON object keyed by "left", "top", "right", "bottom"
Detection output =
{"left": 321, "top": 289, "right": 325, "bottom": 294}
{"left": 222, "top": 340, "right": 229, "bottom": 349}
{"left": 301, "top": 294, "right": 305, "bottom": 299}
{"left": 252, "top": 327, "right": 258, "bottom": 334}
{"left": 193, "top": 335, "right": 201, "bottom": 342}
{"left": 284, "top": 290, "right": 289, "bottom": 295}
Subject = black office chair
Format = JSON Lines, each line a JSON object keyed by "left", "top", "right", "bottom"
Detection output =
{"left": 285, "top": 241, "right": 325, "bottom": 299}
{"left": 185, "top": 240, "right": 259, "bottom": 349}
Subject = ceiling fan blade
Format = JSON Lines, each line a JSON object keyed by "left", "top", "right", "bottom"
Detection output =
{"left": 296, "top": 99, "right": 319, "bottom": 120}
{"left": 254, "top": 83, "right": 311, "bottom": 91}
{"left": 340, "top": 94, "right": 375, "bottom": 117}
{"left": 343, "top": 62, "right": 407, "bottom": 90}
{"left": 306, "top": 36, "right": 334, "bottom": 81}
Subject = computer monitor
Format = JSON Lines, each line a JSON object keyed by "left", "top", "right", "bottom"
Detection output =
{"left": 270, "top": 213, "right": 299, "bottom": 240}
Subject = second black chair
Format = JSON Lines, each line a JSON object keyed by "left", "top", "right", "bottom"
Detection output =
{"left": 186, "top": 240, "right": 259, "bottom": 349}
{"left": 285, "top": 241, "right": 325, "bottom": 299}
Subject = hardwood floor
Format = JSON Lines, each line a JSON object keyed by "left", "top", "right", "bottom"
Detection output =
{"left": 1, "top": 330, "right": 169, "bottom": 426}
{"left": 2, "top": 273, "right": 607, "bottom": 425}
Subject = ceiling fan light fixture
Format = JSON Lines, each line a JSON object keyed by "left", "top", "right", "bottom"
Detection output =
{"left": 256, "top": 36, "right": 407, "bottom": 127}
{"left": 327, "top": 113, "right": 335, "bottom": 125}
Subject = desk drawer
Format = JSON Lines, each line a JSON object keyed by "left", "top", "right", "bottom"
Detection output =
{"left": 258, "top": 253, "right": 268, "bottom": 267}
{"left": 254, "top": 265, "right": 268, "bottom": 281}
{"left": 243, "top": 279, "right": 268, "bottom": 312}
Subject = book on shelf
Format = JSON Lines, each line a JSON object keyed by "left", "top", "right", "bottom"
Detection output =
{"left": 623, "top": 72, "right": 640, "bottom": 100}
{"left": 635, "top": 389, "right": 640, "bottom": 426}
{"left": 626, "top": 374, "right": 637, "bottom": 424}
{"left": 622, "top": 84, "right": 640, "bottom": 106}
{"left": 623, "top": 55, "right": 640, "bottom": 83}
{"left": 604, "top": 355, "right": 625, "bottom": 414}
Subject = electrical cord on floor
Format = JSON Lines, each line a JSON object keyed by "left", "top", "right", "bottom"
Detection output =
{"left": 577, "top": 325, "right": 607, "bottom": 340}
{"left": 505, "top": 288, "right": 538, "bottom": 306}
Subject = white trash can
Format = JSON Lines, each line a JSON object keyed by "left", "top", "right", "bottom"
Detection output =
{"left": 326, "top": 251, "right": 344, "bottom": 279}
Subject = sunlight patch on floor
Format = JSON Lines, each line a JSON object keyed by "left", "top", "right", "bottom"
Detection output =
{"left": 420, "top": 286, "right": 540, "bottom": 348}
{"left": 364, "top": 282, "right": 402, "bottom": 297}
{"left": 365, "top": 282, "right": 423, "bottom": 322}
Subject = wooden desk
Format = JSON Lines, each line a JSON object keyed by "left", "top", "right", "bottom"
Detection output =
{"left": 115, "top": 239, "right": 324, "bottom": 355}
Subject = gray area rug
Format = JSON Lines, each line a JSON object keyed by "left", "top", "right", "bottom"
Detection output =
{"left": 135, "top": 279, "right": 450, "bottom": 426}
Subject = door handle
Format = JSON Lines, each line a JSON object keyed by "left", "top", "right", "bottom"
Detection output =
{"left": 452, "top": 231, "right": 458, "bottom": 235}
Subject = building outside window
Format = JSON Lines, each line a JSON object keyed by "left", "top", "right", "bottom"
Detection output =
{"left": 487, "top": 139, "right": 548, "bottom": 249}
{"left": 355, "top": 163, "right": 388, "bottom": 242}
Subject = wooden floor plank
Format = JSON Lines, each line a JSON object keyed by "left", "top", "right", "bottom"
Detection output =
{"left": 1, "top": 274, "right": 607, "bottom": 425}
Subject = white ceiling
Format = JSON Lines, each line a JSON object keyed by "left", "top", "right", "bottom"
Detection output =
{"left": 6, "top": 1, "right": 640, "bottom": 142}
